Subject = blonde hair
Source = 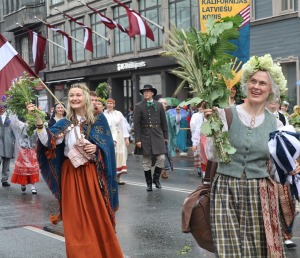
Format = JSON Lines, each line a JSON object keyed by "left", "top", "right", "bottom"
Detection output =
{"left": 66, "top": 84, "right": 95, "bottom": 124}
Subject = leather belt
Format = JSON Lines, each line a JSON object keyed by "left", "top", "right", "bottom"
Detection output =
{"left": 142, "top": 124, "right": 160, "bottom": 128}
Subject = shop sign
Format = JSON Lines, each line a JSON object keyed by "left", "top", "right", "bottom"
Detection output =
{"left": 117, "top": 61, "right": 146, "bottom": 71}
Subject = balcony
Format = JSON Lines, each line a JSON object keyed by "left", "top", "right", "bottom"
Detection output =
{"left": 3, "top": 3, "right": 46, "bottom": 32}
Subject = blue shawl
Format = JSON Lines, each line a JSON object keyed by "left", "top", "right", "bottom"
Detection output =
{"left": 37, "top": 113, "right": 119, "bottom": 215}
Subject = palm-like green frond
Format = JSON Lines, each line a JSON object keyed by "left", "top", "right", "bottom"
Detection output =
{"left": 163, "top": 16, "right": 242, "bottom": 108}
{"left": 162, "top": 17, "right": 243, "bottom": 163}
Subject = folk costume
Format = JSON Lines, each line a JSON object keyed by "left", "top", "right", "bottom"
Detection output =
{"left": 104, "top": 109, "right": 130, "bottom": 176}
{"left": 37, "top": 112, "right": 122, "bottom": 258}
{"left": 208, "top": 105, "right": 286, "bottom": 257}
{"left": 175, "top": 108, "right": 190, "bottom": 154}
{"left": 134, "top": 84, "right": 168, "bottom": 191}
{"left": 10, "top": 115, "right": 40, "bottom": 192}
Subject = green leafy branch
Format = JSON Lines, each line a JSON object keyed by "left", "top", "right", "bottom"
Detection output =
{"left": 3, "top": 73, "right": 46, "bottom": 136}
{"left": 162, "top": 16, "right": 242, "bottom": 163}
{"left": 95, "top": 82, "right": 111, "bottom": 99}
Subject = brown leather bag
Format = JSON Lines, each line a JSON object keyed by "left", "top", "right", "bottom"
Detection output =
{"left": 182, "top": 160, "right": 216, "bottom": 253}
{"left": 181, "top": 108, "right": 232, "bottom": 253}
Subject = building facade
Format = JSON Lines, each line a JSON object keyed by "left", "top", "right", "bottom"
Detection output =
{"left": 44, "top": 0, "right": 198, "bottom": 113}
{"left": 1, "top": 0, "right": 300, "bottom": 114}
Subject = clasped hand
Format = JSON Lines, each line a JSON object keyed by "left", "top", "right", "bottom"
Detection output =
{"left": 289, "top": 160, "right": 300, "bottom": 175}
{"left": 84, "top": 143, "right": 96, "bottom": 154}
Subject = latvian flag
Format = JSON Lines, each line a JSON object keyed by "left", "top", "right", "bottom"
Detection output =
{"left": 47, "top": 24, "right": 73, "bottom": 62}
{"left": 85, "top": 3, "right": 128, "bottom": 33}
{"left": 0, "top": 34, "right": 38, "bottom": 98}
{"left": 62, "top": 12, "right": 93, "bottom": 52}
{"left": 22, "top": 27, "right": 46, "bottom": 74}
{"left": 113, "top": 0, "right": 154, "bottom": 41}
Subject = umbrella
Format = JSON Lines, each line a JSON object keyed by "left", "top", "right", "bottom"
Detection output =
{"left": 165, "top": 97, "right": 181, "bottom": 107}
{"left": 167, "top": 108, "right": 189, "bottom": 119}
{"left": 179, "top": 97, "right": 203, "bottom": 107}
{"left": 165, "top": 143, "right": 174, "bottom": 172}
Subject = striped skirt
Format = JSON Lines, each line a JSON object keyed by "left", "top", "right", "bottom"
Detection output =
{"left": 210, "top": 173, "right": 286, "bottom": 258}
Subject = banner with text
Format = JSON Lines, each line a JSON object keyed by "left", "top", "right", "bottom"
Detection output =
{"left": 200, "top": 0, "right": 250, "bottom": 65}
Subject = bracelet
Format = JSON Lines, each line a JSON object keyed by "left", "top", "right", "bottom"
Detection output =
{"left": 36, "top": 124, "right": 44, "bottom": 129}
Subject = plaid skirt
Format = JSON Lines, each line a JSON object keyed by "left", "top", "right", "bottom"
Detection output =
{"left": 210, "top": 173, "right": 286, "bottom": 258}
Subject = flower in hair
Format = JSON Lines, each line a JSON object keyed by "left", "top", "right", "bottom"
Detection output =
{"left": 242, "top": 54, "right": 287, "bottom": 96}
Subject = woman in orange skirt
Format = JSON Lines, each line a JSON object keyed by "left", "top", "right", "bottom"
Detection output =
{"left": 27, "top": 84, "right": 123, "bottom": 258}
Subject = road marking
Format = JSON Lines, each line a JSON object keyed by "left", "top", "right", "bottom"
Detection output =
{"left": 173, "top": 167, "right": 195, "bottom": 171}
{"left": 123, "top": 181, "right": 193, "bottom": 193}
{"left": 24, "top": 226, "right": 65, "bottom": 242}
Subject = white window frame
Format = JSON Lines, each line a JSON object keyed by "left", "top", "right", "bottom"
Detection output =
{"left": 250, "top": 0, "right": 255, "bottom": 20}
{"left": 273, "top": 0, "right": 295, "bottom": 15}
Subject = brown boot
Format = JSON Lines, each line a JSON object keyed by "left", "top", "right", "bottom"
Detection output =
{"left": 161, "top": 169, "right": 168, "bottom": 178}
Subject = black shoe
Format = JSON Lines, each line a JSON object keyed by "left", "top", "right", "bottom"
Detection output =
{"left": 2, "top": 182, "right": 10, "bottom": 187}
{"left": 153, "top": 167, "right": 162, "bottom": 189}
{"left": 21, "top": 185, "right": 26, "bottom": 192}
{"left": 146, "top": 183, "right": 152, "bottom": 192}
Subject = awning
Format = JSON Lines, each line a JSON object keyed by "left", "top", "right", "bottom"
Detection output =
{"left": 45, "top": 77, "right": 84, "bottom": 84}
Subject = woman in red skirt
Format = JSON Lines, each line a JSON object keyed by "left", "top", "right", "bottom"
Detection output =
{"left": 10, "top": 115, "right": 39, "bottom": 194}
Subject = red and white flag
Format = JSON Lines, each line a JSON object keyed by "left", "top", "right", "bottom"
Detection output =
{"left": 0, "top": 34, "right": 38, "bottom": 98}
{"left": 113, "top": 0, "right": 154, "bottom": 41}
{"left": 85, "top": 3, "right": 128, "bottom": 34}
{"left": 47, "top": 24, "right": 73, "bottom": 62}
{"left": 22, "top": 27, "right": 46, "bottom": 74}
{"left": 62, "top": 12, "right": 93, "bottom": 52}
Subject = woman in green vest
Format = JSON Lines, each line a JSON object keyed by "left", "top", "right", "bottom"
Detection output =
{"left": 204, "top": 54, "right": 287, "bottom": 258}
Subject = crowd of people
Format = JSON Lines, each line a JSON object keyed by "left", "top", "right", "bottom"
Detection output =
{"left": 1, "top": 54, "right": 300, "bottom": 257}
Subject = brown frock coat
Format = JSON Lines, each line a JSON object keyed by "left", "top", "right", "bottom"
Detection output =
{"left": 134, "top": 100, "right": 168, "bottom": 155}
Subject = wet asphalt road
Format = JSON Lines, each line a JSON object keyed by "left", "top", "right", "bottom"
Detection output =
{"left": 0, "top": 148, "right": 300, "bottom": 257}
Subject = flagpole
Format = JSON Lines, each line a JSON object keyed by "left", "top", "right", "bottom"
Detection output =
{"left": 140, "top": 15, "right": 164, "bottom": 32}
{"left": 54, "top": 7, "right": 110, "bottom": 43}
{"left": 35, "top": 16, "right": 84, "bottom": 46}
{"left": 16, "top": 23, "right": 66, "bottom": 50}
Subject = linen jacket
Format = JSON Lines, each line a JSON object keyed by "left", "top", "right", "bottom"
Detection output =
{"left": 0, "top": 114, "right": 15, "bottom": 158}
{"left": 134, "top": 99, "right": 168, "bottom": 155}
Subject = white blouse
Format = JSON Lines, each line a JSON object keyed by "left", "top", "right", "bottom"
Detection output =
{"left": 38, "top": 115, "right": 85, "bottom": 157}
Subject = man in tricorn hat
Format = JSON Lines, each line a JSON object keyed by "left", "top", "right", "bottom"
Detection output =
{"left": 133, "top": 84, "right": 168, "bottom": 191}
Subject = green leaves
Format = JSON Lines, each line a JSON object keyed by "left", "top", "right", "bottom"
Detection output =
{"left": 162, "top": 17, "right": 242, "bottom": 163}
{"left": 4, "top": 73, "right": 46, "bottom": 136}
{"left": 178, "top": 245, "right": 191, "bottom": 255}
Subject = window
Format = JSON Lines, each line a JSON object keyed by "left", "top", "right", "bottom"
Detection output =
{"left": 281, "top": 0, "right": 293, "bottom": 11}
{"left": 71, "top": 18, "right": 85, "bottom": 62}
{"left": 21, "top": 37, "right": 29, "bottom": 64}
{"left": 273, "top": 0, "right": 297, "bottom": 15}
{"left": 123, "top": 79, "right": 133, "bottom": 113}
{"left": 90, "top": 13, "right": 108, "bottom": 58}
{"left": 53, "top": 24, "right": 66, "bottom": 66}
{"left": 139, "top": 74, "right": 162, "bottom": 98}
{"left": 139, "top": 0, "right": 162, "bottom": 49}
{"left": 51, "top": 0, "right": 63, "bottom": 5}
{"left": 114, "top": 4, "right": 133, "bottom": 55}
{"left": 4, "top": 0, "right": 10, "bottom": 14}
{"left": 169, "top": 0, "right": 198, "bottom": 29}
